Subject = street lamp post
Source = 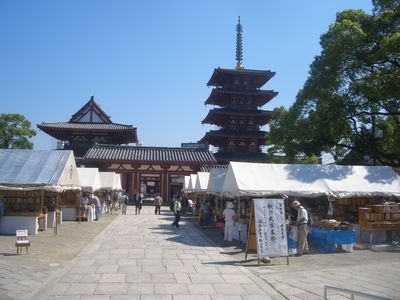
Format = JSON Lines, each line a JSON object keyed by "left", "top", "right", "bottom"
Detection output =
{"left": 371, "top": 114, "right": 383, "bottom": 165}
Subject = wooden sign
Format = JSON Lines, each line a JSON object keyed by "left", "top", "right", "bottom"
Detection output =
{"left": 245, "top": 198, "right": 289, "bottom": 263}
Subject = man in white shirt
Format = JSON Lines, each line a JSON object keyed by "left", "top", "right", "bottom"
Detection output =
{"left": 291, "top": 200, "right": 309, "bottom": 256}
{"left": 222, "top": 201, "right": 237, "bottom": 245}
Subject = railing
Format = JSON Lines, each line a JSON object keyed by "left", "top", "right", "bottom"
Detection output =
{"left": 323, "top": 285, "right": 393, "bottom": 300}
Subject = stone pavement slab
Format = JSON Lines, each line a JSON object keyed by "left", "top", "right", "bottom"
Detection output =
{"left": 0, "top": 205, "right": 399, "bottom": 299}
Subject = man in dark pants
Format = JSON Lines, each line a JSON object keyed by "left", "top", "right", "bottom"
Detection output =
{"left": 172, "top": 197, "right": 182, "bottom": 228}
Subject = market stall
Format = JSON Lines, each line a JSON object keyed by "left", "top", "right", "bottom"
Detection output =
{"left": 76, "top": 167, "right": 102, "bottom": 221}
{"left": 217, "top": 162, "right": 400, "bottom": 247}
{"left": 0, "top": 149, "right": 81, "bottom": 235}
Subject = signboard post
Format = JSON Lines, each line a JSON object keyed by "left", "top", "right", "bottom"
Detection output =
{"left": 245, "top": 198, "right": 289, "bottom": 265}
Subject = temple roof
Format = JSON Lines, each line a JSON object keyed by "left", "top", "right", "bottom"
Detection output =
{"left": 201, "top": 108, "right": 272, "bottom": 126}
{"left": 82, "top": 145, "right": 217, "bottom": 164}
{"left": 37, "top": 122, "right": 138, "bottom": 144}
{"left": 207, "top": 68, "right": 275, "bottom": 88}
{"left": 205, "top": 88, "right": 278, "bottom": 106}
{"left": 70, "top": 96, "right": 112, "bottom": 123}
{"left": 37, "top": 96, "right": 138, "bottom": 145}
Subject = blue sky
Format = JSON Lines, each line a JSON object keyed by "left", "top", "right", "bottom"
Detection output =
{"left": 0, "top": 1, "right": 373, "bottom": 151}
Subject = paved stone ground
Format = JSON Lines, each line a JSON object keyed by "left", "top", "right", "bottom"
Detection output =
{"left": 0, "top": 205, "right": 399, "bottom": 299}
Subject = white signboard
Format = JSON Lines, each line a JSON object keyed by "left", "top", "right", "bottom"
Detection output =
{"left": 253, "top": 198, "right": 288, "bottom": 257}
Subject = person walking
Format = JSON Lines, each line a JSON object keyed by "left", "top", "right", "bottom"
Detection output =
{"left": 121, "top": 192, "right": 129, "bottom": 215}
{"left": 154, "top": 193, "right": 163, "bottom": 215}
{"left": 291, "top": 200, "right": 309, "bottom": 256}
{"left": 172, "top": 197, "right": 182, "bottom": 228}
{"left": 222, "top": 201, "right": 237, "bottom": 245}
{"left": 135, "top": 193, "right": 143, "bottom": 215}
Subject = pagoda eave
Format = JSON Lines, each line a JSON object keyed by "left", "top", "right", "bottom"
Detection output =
{"left": 207, "top": 68, "right": 275, "bottom": 88}
{"left": 204, "top": 88, "right": 278, "bottom": 106}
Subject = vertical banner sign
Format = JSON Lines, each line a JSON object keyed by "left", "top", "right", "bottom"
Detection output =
{"left": 253, "top": 198, "right": 288, "bottom": 257}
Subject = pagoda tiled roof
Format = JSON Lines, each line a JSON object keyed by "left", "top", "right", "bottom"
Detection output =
{"left": 207, "top": 68, "right": 275, "bottom": 88}
{"left": 200, "top": 130, "right": 267, "bottom": 145}
{"left": 214, "top": 151, "right": 267, "bottom": 163}
{"left": 205, "top": 88, "right": 278, "bottom": 106}
{"left": 201, "top": 108, "right": 272, "bottom": 125}
{"left": 83, "top": 145, "right": 217, "bottom": 164}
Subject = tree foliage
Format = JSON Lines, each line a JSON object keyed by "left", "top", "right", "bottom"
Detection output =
{"left": 268, "top": 0, "right": 400, "bottom": 167}
{"left": 0, "top": 114, "right": 36, "bottom": 149}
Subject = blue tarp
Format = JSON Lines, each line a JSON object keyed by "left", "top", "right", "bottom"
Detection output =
{"left": 310, "top": 228, "right": 355, "bottom": 253}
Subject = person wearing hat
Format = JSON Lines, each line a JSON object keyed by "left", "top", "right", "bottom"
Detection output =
{"left": 222, "top": 201, "right": 237, "bottom": 245}
{"left": 291, "top": 200, "right": 309, "bottom": 256}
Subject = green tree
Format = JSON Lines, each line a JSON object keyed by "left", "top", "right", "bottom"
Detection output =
{"left": 0, "top": 113, "right": 36, "bottom": 149}
{"left": 268, "top": 0, "right": 400, "bottom": 167}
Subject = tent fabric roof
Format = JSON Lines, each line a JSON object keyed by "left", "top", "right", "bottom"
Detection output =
{"left": 187, "top": 174, "right": 197, "bottom": 192}
{"left": 77, "top": 167, "right": 101, "bottom": 193}
{"left": 207, "top": 167, "right": 228, "bottom": 195}
{"left": 194, "top": 172, "right": 210, "bottom": 192}
{"left": 220, "top": 162, "right": 400, "bottom": 198}
{"left": 0, "top": 149, "right": 81, "bottom": 192}
{"left": 183, "top": 176, "right": 190, "bottom": 192}
{"left": 99, "top": 172, "right": 122, "bottom": 191}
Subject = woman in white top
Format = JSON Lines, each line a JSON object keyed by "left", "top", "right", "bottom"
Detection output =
{"left": 222, "top": 201, "right": 237, "bottom": 244}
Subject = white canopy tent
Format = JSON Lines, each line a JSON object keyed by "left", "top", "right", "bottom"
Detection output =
{"left": 207, "top": 167, "right": 228, "bottom": 195}
{"left": 182, "top": 175, "right": 190, "bottom": 192}
{"left": 0, "top": 149, "right": 81, "bottom": 234}
{"left": 324, "top": 165, "right": 400, "bottom": 198}
{"left": 77, "top": 167, "right": 101, "bottom": 193}
{"left": 99, "top": 171, "right": 122, "bottom": 191}
{"left": 0, "top": 149, "right": 81, "bottom": 192}
{"left": 187, "top": 174, "right": 197, "bottom": 193}
{"left": 194, "top": 172, "right": 210, "bottom": 193}
{"left": 220, "top": 162, "right": 400, "bottom": 198}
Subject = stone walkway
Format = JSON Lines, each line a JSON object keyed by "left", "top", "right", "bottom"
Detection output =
{"left": 0, "top": 205, "right": 399, "bottom": 299}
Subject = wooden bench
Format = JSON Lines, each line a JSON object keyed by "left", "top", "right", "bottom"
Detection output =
{"left": 15, "top": 229, "right": 30, "bottom": 254}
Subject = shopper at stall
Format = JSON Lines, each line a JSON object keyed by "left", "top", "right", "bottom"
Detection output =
{"left": 222, "top": 201, "right": 237, "bottom": 245}
{"left": 291, "top": 200, "right": 309, "bottom": 256}
{"left": 201, "top": 200, "right": 211, "bottom": 226}
{"left": 90, "top": 193, "right": 101, "bottom": 221}
{"left": 79, "top": 192, "right": 89, "bottom": 221}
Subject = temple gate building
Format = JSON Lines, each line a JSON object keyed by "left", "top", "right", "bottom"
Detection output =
{"left": 37, "top": 97, "right": 216, "bottom": 201}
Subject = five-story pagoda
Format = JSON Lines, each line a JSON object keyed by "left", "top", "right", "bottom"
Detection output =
{"left": 200, "top": 17, "right": 278, "bottom": 164}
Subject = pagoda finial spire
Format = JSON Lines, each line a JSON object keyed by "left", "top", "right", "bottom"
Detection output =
{"left": 235, "top": 16, "right": 244, "bottom": 70}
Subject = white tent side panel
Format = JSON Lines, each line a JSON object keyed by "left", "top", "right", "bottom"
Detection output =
{"left": 194, "top": 172, "right": 210, "bottom": 192}
{"left": 113, "top": 173, "right": 122, "bottom": 191}
{"left": 207, "top": 168, "right": 227, "bottom": 194}
{"left": 99, "top": 172, "right": 121, "bottom": 191}
{"left": 187, "top": 174, "right": 197, "bottom": 193}
{"left": 77, "top": 167, "right": 101, "bottom": 193}
{"left": 56, "top": 151, "right": 81, "bottom": 191}
{"left": 183, "top": 176, "right": 190, "bottom": 192}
